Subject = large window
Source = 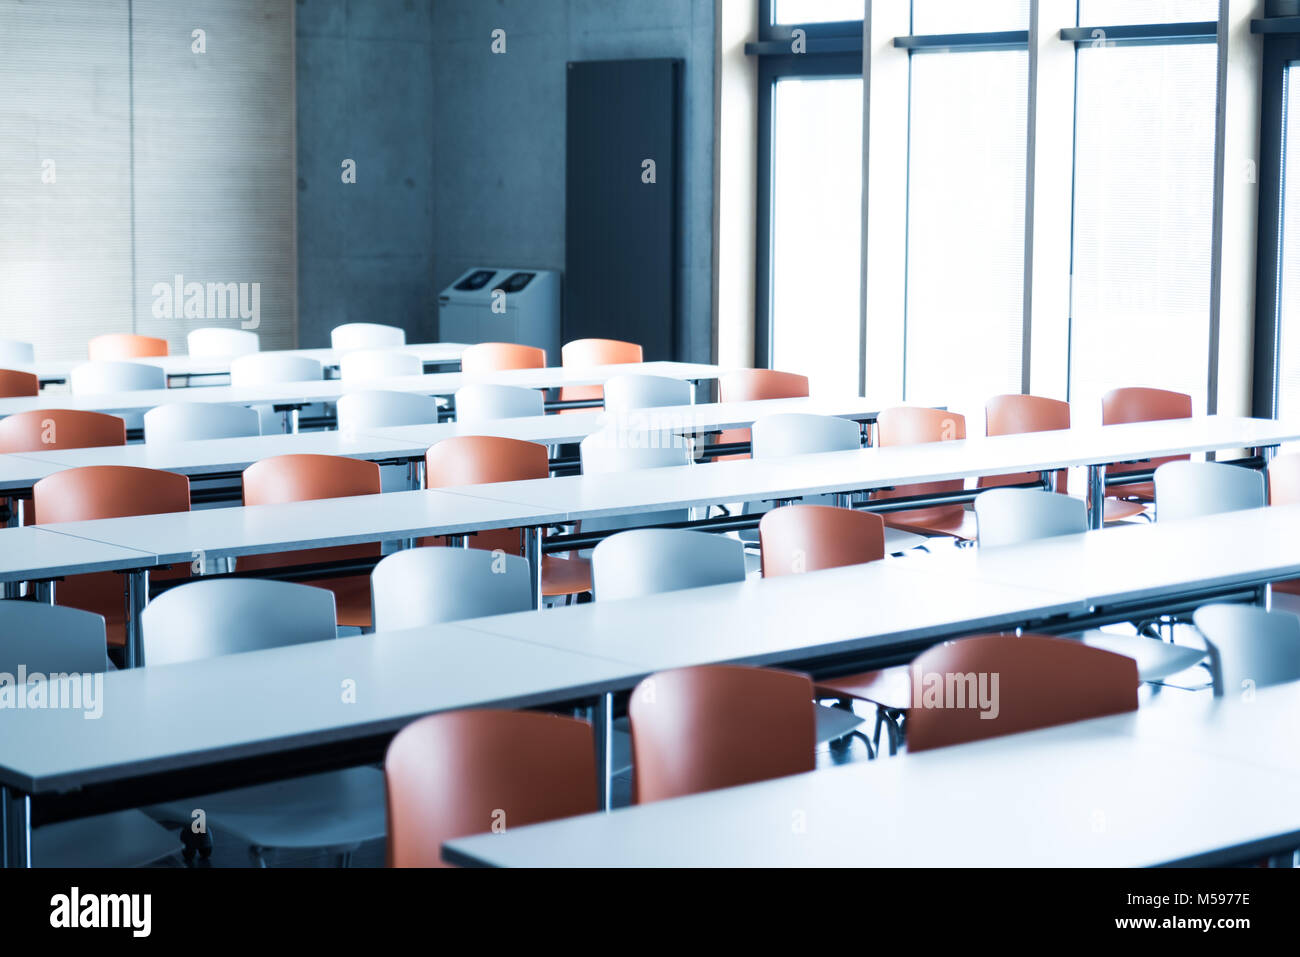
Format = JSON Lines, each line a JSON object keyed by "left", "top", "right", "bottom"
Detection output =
{"left": 1068, "top": 28, "right": 1218, "bottom": 416}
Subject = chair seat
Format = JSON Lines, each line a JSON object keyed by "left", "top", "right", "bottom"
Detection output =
{"left": 884, "top": 527, "right": 931, "bottom": 553}
{"left": 814, "top": 702, "right": 866, "bottom": 745}
{"left": 1104, "top": 498, "right": 1148, "bottom": 523}
{"left": 816, "top": 664, "right": 911, "bottom": 711}
{"left": 884, "top": 508, "right": 979, "bottom": 541}
{"left": 147, "top": 767, "right": 386, "bottom": 852}
{"left": 33, "top": 810, "right": 178, "bottom": 868}
{"left": 1271, "top": 577, "right": 1300, "bottom": 598}
{"left": 1078, "top": 631, "right": 1207, "bottom": 683}
{"left": 541, "top": 555, "right": 592, "bottom": 597}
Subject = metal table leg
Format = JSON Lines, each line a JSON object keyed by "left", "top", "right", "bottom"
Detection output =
{"left": 2, "top": 787, "right": 32, "bottom": 868}
{"left": 1087, "top": 465, "right": 1105, "bottom": 529}
{"left": 593, "top": 692, "right": 614, "bottom": 811}
{"left": 523, "top": 527, "right": 543, "bottom": 609}
{"left": 125, "top": 569, "right": 149, "bottom": 668}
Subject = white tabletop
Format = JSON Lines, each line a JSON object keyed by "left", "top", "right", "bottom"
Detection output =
{"left": 0, "top": 361, "right": 725, "bottom": 418}
{"left": 0, "top": 624, "right": 633, "bottom": 794}
{"left": 0, "top": 527, "right": 158, "bottom": 582}
{"left": 445, "top": 683, "right": 1300, "bottom": 868}
{"left": 22, "top": 342, "right": 469, "bottom": 383}
{"left": 0, "top": 454, "right": 66, "bottom": 492}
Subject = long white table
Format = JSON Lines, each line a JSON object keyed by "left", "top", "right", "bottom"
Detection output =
{"left": 21, "top": 342, "right": 469, "bottom": 387}
{"left": 0, "top": 361, "right": 724, "bottom": 420}
{"left": 443, "top": 683, "right": 1300, "bottom": 868}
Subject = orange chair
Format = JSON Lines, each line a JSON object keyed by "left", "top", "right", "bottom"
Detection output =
{"left": 385, "top": 709, "right": 596, "bottom": 867}
{"left": 871, "top": 407, "right": 977, "bottom": 539}
{"left": 32, "top": 466, "right": 190, "bottom": 647}
{"left": 240, "top": 454, "right": 382, "bottom": 628}
{"left": 717, "top": 369, "right": 809, "bottom": 461}
{"left": 1268, "top": 454, "right": 1300, "bottom": 598}
{"left": 1102, "top": 387, "right": 1193, "bottom": 520}
{"left": 87, "top": 334, "right": 169, "bottom": 361}
{"left": 459, "top": 342, "right": 547, "bottom": 375}
{"left": 0, "top": 409, "right": 126, "bottom": 454}
{"left": 906, "top": 633, "right": 1138, "bottom": 752}
{"left": 424, "top": 436, "right": 591, "bottom": 598}
{"left": 0, "top": 370, "right": 38, "bottom": 398}
{"left": 979, "top": 394, "right": 1070, "bottom": 494}
{"left": 558, "top": 338, "right": 643, "bottom": 411}
{"left": 628, "top": 664, "right": 816, "bottom": 804}
{"left": 758, "top": 505, "right": 885, "bottom": 577}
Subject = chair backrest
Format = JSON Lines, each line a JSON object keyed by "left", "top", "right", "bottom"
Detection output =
{"left": 87, "top": 334, "right": 168, "bottom": 361}
{"left": 0, "top": 338, "right": 35, "bottom": 366}
{"left": 336, "top": 390, "right": 441, "bottom": 432}
{"left": 186, "top": 328, "right": 260, "bottom": 358}
{"left": 592, "top": 528, "right": 746, "bottom": 602}
{"left": 425, "top": 436, "right": 549, "bottom": 487}
{"left": 750, "top": 413, "right": 860, "bottom": 458}
{"left": 980, "top": 394, "right": 1072, "bottom": 492}
{"left": 1153, "top": 461, "right": 1266, "bottom": 523}
{"left": 371, "top": 547, "right": 533, "bottom": 631}
{"left": 871, "top": 407, "right": 968, "bottom": 524}
{"left": 330, "top": 323, "right": 406, "bottom": 352}
{"left": 561, "top": 338, "right": 643, "bottom": 368}
{"left": 719, "top": 368, "right": 809, "bottom": 402}
{"left": 628, "top": 664, "right": 816, "bottom": 803}
{"left": 142, "top": 579, "right": 338, "bottom": 666}
{"left": 143, "top": 403, "right": 261, "bottom": 443}
{"left": 242, "top": 454, "right": 381, "bottom": 506}
{"left": 0, "top": 409, "right": 126, "bottom": 454}
{"left": 1193, "top": 603, "right": 1300, "bottom": 697}
{"left": 454, "top": 383, "right": 544, "bottom": 424}
{"left": 229, "top": 353, "right": 323, "bottom": 387}
{"left": 974, "top": 487, "right": 1087, "bottom": 548}
{"left": 0, "top": 600, "right": 107, "bottom": 675}
{"left": 69, "top": 360, "right": 165, "bottom": 394}
{"left": 339, "top": 349, "right": 422, "bottom": 383}
{"left": 759, "top": 505, "right": 885, "bottom": 577}
{"left": 385, "top": 709, "right": 597, "bottom": 867}
{"left": 1268, "top": 453, "right": 1300, "bottom": 506}
{"left": 906, "top": 633, "right": 1139, "bottom": 752}
{"left": 459, "top": 342, "right": 546, "bottom": 374}
{"left": 0, "top": 369, "right": 39, "bottom": 398}
{"left": 602, "top": 374, "right": 691, "bottom": 414}
{"left": 33, "top": 466, "right": 190, "bottom": 524}
{"left": 1102, "top": 387, "right": 1193, "bottom": 485}
{"left": 578, "top": 430, "right": 692, "bottom": 475}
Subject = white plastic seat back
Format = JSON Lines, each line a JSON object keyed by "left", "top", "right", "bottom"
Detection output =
{"left": 69, "top": 360, "right": 165, "bottom": 394}
{"left": 0, "top": 600, "right": 107, "bottom": 675}
{"left": 974, "top": 487, "right": 1087, "bottom": 548}
{"left": 141, "top": 579, "right": 337, "bottom": 666}
{"left": 144, "top": 403, "right": 261, "bottom": 443}
{"left": 1154, "top": 461, "right": 1266, "bottom": 523}
{"left": 186, "top": 328, "right": 260, "bottom": 358}
{"left": 336, "top": 390, "right": 442, "bottom": 432}
{"left": 751, "top": 413, "right": 860, "bottom": 458}
{"left": 592, "top": 528, "right": 746, "bottom": 602}
{"left": 229, "top": 353, "right": 323, "bottom": 387}
{"left": 330, "top": 323, "right": 405, "bottom": 352}
{"left": 579, "top": 430, "right": 692, "bottom": 534}
{"left": 1193, "top": 602, "right": 1300, "bottom": 697}
{"left": 454, "top": 383, "right": 544, "bottom": 424}
{"left": 602, "top": 374, "right": 692, "bottom": 414}
{"left": 371, "top": 547, "right": 533, "bottom": 631}
{"left": 338, "top": 349, "right": 422, "bottom": 383}
{"left": 0, "top": 338, "right": 35, "bottom": 366}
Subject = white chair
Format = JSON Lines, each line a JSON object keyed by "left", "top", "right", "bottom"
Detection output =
{"left": 338, "top": 349, "right": 422, "bottom": 384}
{"left": 140, "top": 579, "right": 385, "bottom": 865}
{"left": 69, "top": 360, "right": 165, "bottom": 394}
{"left": 1193, "top": 603, "right": 1300, "bottom": 697}
{"left": 0, "top": 601, "right": 177, "bottom": 867}
{"left": 336, "top": 390, "right": 442, "bottom": 432}
{"left": 229, "top": 354, "right": 323, "bottom": 434}
{"left": 143, "top": 403, "right": 261, "bottom": 443}
{"left": 602, "top": 374, "right": 692, "bottom": 414}
{"left": 579, "top": 429, "right": 692, "bottom": 533}
{"left": 974, "top": 487, "right": 1087, "bottom": 548}
{"left": 186, "top": 328, "right": 259, "bottom": 358}
{"left": 371, "top": 547, "right": 533, "bottom": 631}
{"left": 973, "top": 487, "right": 1206, "bottom": 682}
{"left": 0, "top": 338, "right": 35, "bottom": 366}
{"left": 330, "top": 323, "right": 405, "bottom": 352}
{"left": 1154, "top": 461, "right": 1267, "bottom": 523}
{"left": 454, "top": 383, "right": 544, "bottom": 424}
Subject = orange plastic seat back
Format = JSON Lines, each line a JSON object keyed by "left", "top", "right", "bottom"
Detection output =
{"left": 0, "top": 370, "right": 39, "bottom": 398}
{"left": 32, "top": 466, "right": 191, "bottom": 646}
{"left": 629, "top": 664, "right": 816, "bottom": 804}
{"left": 906, "top": 633, "right": 1138, "bottom": 753}
{"left": 240, "top": 454, "right": 383, "bottom": 627}
{"left": 870, "top": 407, "right": 967, "bottom": 526}
{"left": 1102, "top": 387, "right": 1193, "bottom": 498}
{"left": 558, "top": 338, "right": 643, "bottom": 410}
{"left": 424, "top": 436, "right": 549, "bottom": 554}
{"left": 0, "top": 409, "right": 126, "bottom": 454}
{"left": 385, "top": 709, "right": 597, "bottom": 867}
{"left": 88, "top": 334, "right": 169, "bottom": 361}
{"left": 979, "top": 394, "right": 1071, "bottom": 494}
{"left": 460, "top": 342, "right": 547, "bottom": 374}
{"left": 759, "top": 505, "right": 885, "bottom": 577}
{"left": 718, "top": 369, "right": 809, "bottom": 461}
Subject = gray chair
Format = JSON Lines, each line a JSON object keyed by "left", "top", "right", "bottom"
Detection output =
{"left": 1154, "top": 461, "right": 1267, "bottom": 523}
{"left": 1193, "top": 603, "right": 1300, "bottom": 697}
{"left": 371, "top": 546, "right": 533, "bottom": 630}
{"left": 143, "top": 403, "right": 261, "bottom": 443}
{"left": 454, "top": 383, "right": 544, "bottom": 424}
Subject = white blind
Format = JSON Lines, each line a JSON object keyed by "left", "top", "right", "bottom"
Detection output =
{"left": 911, "top": 0, "right": 1030, "bottom": 34}
{"left": 1079, "top": 1, "right": 1220, "bottom": 25}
